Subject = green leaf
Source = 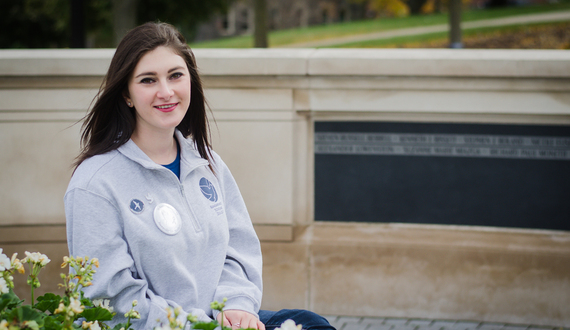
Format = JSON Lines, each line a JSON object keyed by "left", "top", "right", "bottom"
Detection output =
{"left": 42, "top": 315, "right": 66, "bottom": 330}
{"left": 112, "top": 323, "right": 129, "bottom": 330}
{"left": 7, "top": 305, "right": 46, "bottom": 328}
{"left": 193, "top": 321, "right": 220, "bottom": 330}
{"left": 0, "top": 291, "right": 22, "bottom": 312}
{"left": 80, "top": 291, "right": 93, "bottom": 308}
{"left": 35, "top": 293, "right": 62, "bottom": 313}
{"left": 81, "top": 306, "right": 114, "bottom": 322}
{"left": 81, "top": 297, "right": 93, "bottom": 308}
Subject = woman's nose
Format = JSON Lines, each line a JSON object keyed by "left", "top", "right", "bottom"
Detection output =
{"left": 157, "top": 81, "right": 174, "bottom": 99}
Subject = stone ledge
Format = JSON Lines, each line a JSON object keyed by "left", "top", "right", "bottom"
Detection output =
{"left": 0, "top": 49, "right": 114, "bottom": 76}
{"left": 194, "top": 49, "right": 315, "bottom": 76}
{"left": 307, "top": 49, "right": 570, "bottom": 78}
{"left": 1, "top": 49, "right": 569, "bottom": 78}
{"left": 254, "top": 224, "right": 294, "bottom": 242}
{"left": 308, "top": 222, "right": 570, "bottom": 255}
{"left": 0, "top": 224, "right": 293, "bottom": 244}
{"left": 0, "top": 224, "right": 67, "bottom": 244}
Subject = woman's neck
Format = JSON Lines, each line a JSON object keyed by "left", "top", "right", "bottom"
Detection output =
{"left": 131, "top": 129, "right": 178, "bottom": 165}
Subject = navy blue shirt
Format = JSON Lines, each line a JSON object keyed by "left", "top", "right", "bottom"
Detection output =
{"left": 162, "top": 141, "right": 181, "bottom": 179}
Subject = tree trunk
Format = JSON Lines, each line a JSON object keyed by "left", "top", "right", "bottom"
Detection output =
{"left": 254, "top": 0, "right": 268, "bottom": 48}
{"left": 112, "top": 0, "right": 138, "bottom": 46}
{"left": 70, "top": 0, "right": 85, "bottom": 48}
{"left": 449, "top": 0, "right": 462, "bottom": 48}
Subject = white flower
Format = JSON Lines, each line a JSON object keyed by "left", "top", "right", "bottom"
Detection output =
{"left": 0, "top": 278, "right": 8, "bottom": 294}
{"left": 23, "top": 251, "right": 50, "bottom": 266}
{"left": 93, "top": 299, "right": 114, "bottom": 313}
{"left": 11, "top": 254, "right": 24, "bottom": 274}
{"left": 0, "top": 249, "right": 11, "bottom": 271}
{"left": 0, "top": 320, "right": 8, "bottom": 330}
{"left": 82, "top": 321, "right": 101, "bottom": 330}
{"left": 124, "top": 309, "right": 141, "bottom": 319}
{"left": 276, "top": 320, "right": 302, "bottom": 330}
{"left": 69, "top": 297, "right": 84, "bottom": 314}
{"left": 39, "top": 254, "right": 51, "bottom": 266}
{"left": 54, "top": 301, "right": 66, "bottom": 314}
{"left": 24, "top": 251, "right": 39, "bottom": 263}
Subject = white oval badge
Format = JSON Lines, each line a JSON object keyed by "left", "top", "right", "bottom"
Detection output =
{"left": 153, "top": 203, "right": 182, "bottom": 235}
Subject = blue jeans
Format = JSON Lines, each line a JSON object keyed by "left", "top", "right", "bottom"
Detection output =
{"left": 259, "top": 309, "right": 336, "bottom": 330}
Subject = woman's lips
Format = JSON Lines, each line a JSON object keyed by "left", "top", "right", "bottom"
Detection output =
{"left": 154, "top": 103, "right": 178, "bottom": 112}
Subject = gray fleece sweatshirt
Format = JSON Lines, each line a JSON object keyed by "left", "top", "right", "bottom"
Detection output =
{"left": 65, "top": 130, "right": 263, "bottom": 329}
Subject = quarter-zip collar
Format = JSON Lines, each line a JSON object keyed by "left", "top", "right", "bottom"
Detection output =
{"left": 174, "top": 130, "right": 211, "bottom": 180}
{"left": 117, "top": 129, "right": 210, "bottom": 178}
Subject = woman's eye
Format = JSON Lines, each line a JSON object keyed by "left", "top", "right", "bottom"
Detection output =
{"left": 140, "top": 78, "right": 155, "bottom": 84}
{"left": 170, "top": 72, "right": 183, "bottom": 79}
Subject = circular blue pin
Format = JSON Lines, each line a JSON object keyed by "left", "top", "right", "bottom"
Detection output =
{"left": 129, "top": 199, "right": 144, "bottom": 214}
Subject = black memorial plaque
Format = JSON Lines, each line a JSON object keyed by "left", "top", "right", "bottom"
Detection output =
{"left": 314, "top": 121, "right": 570, "bottom": 231}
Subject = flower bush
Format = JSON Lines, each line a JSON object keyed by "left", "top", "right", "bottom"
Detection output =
{"left": 0, "top": 249, "right": 299, "bottom": 330}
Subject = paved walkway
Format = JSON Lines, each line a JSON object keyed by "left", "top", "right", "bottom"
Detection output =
{"left": 323, "top": 316, "right": 569, "bottom": 330}
{"left": 282, "top": 10, "right": 570, "bottom": 48}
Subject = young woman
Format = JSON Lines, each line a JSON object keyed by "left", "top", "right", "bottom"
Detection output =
{"left": 65, "top": 22, "right": 335, "bottom": 330}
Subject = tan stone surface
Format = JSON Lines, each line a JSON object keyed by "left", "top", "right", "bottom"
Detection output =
{"left": 0, "top": 123, "right": 80, "bottom": 226}
{"left": 254, "top": 225, "right": 294, "bottom": 241}
{"left": 0, "top": 49, "right": 113, "bottom": 76}
{"left": 0, "top": 89, "right": 97, "bottom": 111}
{"left": 211, "top": 121, "right": 294, "bottom": 225}
{"left": 260, "top": 241, "right": 310, "bottom": 311}
{"left": 306, "top": 223, "right": 570, "bottom": 326}
{"left": 257, "top": 223, "right": 570, "bottom": 326}
{"left": 307, "top": 49, "right": 570, "bottom": 78}
{"left": 205, "top": 88, "right": 293, "bottom": 111}
{"left": 307, "top": 76, "right": 570, "bottom": 92}
{"left": 307, "top": 90, "right": 570, "bottom": 115}
{"left": 4, "top": 49, "right": 569, "bottom": 78}
{"left": 292, "top": 117, "right": 311, "bottom": 226}
{"left": 310, "top": 111, "right": 570, "bottom": 125}
{"left": 193, "top": 49, "right": 314, "bottom": 76}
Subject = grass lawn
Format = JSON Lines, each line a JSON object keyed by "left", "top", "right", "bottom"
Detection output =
{"left": 189, "top": 0, "right": 570, "bottom": 48}
{"left": 331, "top": 21, "right": 570, "bottom": 48}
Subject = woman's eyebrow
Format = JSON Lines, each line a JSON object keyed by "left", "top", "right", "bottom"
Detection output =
{"left": 134, "top": 66, "right": 184, "bottom": 78}
{"left": 134, "top": 71, "right": 156, "bottom": 78}
{"left": 168, "top": 66, "right": 184, "bottom": 73}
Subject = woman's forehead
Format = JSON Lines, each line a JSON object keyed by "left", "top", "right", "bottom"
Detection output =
{"left": 133, "top": 46, "right": 187, "bottom": 74}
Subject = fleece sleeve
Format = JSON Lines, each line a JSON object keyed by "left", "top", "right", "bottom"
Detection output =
{"left": 211, "top": 157, "right": 263, "bottom": 319}
{"left": 65, "top": 188, "right": 211, "bottom": 329}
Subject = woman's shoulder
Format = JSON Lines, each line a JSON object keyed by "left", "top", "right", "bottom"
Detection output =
{"left": 176, "top": 132, "right": 223, "bottom": 166}
{"left": 68, "top": 150, "right": 122, "bottom": 190}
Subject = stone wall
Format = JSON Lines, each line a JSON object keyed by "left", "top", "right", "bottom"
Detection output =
{"left": 0, "top": 48, "right": 569, "bottom": 326}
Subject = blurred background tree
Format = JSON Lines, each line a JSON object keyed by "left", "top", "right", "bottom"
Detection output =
{"left": 0, "top": 0, "right": 233, "bottom": 48}
{"left": 1, "top": 0, "right": 70, "bottom": 48}
{"left": 137, "top": 0, "right": 231, "bottom": 44}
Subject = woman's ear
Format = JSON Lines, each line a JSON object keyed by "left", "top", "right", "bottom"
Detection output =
{"left": 123, "top": 93, "right": 133, "bottom": 107}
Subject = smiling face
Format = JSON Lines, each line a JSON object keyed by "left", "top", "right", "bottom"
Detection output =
{"left": 125, "top": 46, "right": 191, "bottom": 138}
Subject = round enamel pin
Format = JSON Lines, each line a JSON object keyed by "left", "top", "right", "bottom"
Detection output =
{"left": 153, "top": 203, "right": 182, "bottom": 235}
{"left": 129, "top": 199, "right": 144, "bottom": 214}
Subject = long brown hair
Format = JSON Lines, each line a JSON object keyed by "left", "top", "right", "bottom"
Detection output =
{"left": 74, "top": 22, "right": 212, "bottom": 169}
